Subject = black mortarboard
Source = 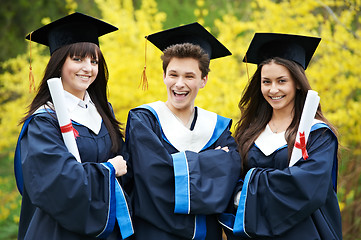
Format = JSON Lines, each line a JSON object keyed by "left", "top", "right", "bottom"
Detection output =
{"left": 26, "top": 12, "right": 118, "bottom": 55}
{"left": 243, "top": 33, "right": 321, "bottom": 69}
{"left": 146, "top": 22, "right": 232, "bottom": 59}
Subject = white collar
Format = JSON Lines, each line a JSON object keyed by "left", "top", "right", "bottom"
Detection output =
{"left": 148, "top": 101, "right": 217, "bottom": 153}
{"left": 255, "top": 119, "right": 325, "bottom": 156}
{"left": 64, "top": 91, "right": 102, "bottom": 134}
{"left": 64, "top": 91, "right": 91, "bottom": 111}
{"left": 255, "top": 124, "right": 287, "bottom": 156}
{"left": 43, "top": 90, "right": 101, "bottom": 134}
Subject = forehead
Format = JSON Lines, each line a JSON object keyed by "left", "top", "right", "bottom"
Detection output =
{"left": 261, "top": 62, "right": 291, "bottom": 78}
{"left": 167, "top": 57, "right": 201, "bottom": 73}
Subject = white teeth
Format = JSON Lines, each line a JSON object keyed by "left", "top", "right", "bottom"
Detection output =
{"left": 78, "top": 75, "right": 90, "bottom": 79}
{"left": 174, "top": 91, "right": 187, "bottom": 95}
{"left": 271, "top": 96, "right": 283, "bottom": 100}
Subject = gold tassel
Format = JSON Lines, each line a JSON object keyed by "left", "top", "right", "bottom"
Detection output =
{"left": 28, "top": 32, "right": 36, "bottom": 92}
{"left": 139, "top": 36, "right": 148, "bottom": 91}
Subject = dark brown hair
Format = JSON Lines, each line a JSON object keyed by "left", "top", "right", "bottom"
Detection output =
{"left": 161, "top": 43, "right": 210, "bottom": 78}
{"left": 21, "top": 42, "right": 123, "bottom": 153}
{"left": 234, "top": 57, "right": 337, "bottom": 177}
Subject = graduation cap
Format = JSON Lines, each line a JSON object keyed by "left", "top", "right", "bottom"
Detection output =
{"left": 26, "top": 12, "right": 118, "bottom": 55}
{"left": 146, "top": 22, "right": 232, "bottom": 59}
{"left": 139, "top": 22, "right": 231, "bottom": 90}
{"left": 243, "top": 33, "right": 321, "bottom": 69}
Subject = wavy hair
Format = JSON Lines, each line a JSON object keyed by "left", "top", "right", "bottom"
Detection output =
{"left": 234, "top": 57, "right": 337, "bottom": 177}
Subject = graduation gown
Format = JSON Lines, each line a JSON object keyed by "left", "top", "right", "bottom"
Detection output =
{"left": 124, "top": 101, "right": 241, "bottom": 240}
{"left": 14, "top": 95, "right": 133, "bottom": 240}
{"left": 221, "top": 122, "right": 342, "bottom": 240}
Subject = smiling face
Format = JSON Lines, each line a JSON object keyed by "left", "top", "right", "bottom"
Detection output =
{"left": 163, "top": 57, "right": 208, "bottom": 115}
{"left": 61, "top": 54, "right": 99, "bottom": 99}
{"left": 261, "top": 62, "right": 297, "bottom": 116}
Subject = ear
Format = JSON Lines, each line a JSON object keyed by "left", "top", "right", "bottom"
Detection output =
{"left": 200, "top": 75, "right": 208, "bottom": 88}
{"left": 163, "top": 72, "right": 166, "bottom": 84}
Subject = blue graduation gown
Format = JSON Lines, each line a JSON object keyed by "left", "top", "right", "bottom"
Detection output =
{"left": 124, "top": 102, "right": 241, "bottom": 240}
{"left": 14, "top": 110, "right": 133, "bottom": 240}
{"left": 221, "top": 123, "right": 342, "bottom": 240}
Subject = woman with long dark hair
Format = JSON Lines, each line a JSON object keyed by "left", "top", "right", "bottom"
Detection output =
{"left": 14, "top": 13, "right": 132, "bottom": 240}
{"left": 223, "top": 33, "right": 342, "bottom": 239}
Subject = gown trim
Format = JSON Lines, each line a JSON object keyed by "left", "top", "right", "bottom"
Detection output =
{"left": 172, "top": 152, "right": 191, "bottom": 214}
{"left": 193, "top": 214, "right": 207, "bottom": 240}
{"left": 114, "top": 179, "right": 135, "bottom": 239}
{"left": 14, "top": 109, "right": 50, "bottom": 194}
{"left": 233, "top": 168, "right": 254, "bottom": 238}
{"left": 97, "top": 162, "right": 116, "bottom": 238}
{"left": 137, "top": 102, "right": 231, "bottom": 153}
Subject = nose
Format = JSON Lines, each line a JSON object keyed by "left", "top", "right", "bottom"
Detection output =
{"left": 269, "top": 82, "right": 278, "bottom": 94}
{"left": 81, "top": 58, "right": 92, "bottom": 72}
{"left": 174, "top": 76, "right": 185, "bottom": 88}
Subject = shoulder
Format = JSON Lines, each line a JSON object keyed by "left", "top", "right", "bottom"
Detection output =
{"left": 127, "top": 102, "right": 160, "bottom": 128}
{"left": 28, "top": 106, "right": 57, "bottom": 125}
{"left": 196, "top": 106, "right": 232, "bottom": 128}
{"left": 311, "top": 120, "right": 336, "bottom": 137}
{"left": 129, "top": 102, "right": 158, "bottom": 119}
{"left": 309, "top": 120, "right": 338, "bottom": 145}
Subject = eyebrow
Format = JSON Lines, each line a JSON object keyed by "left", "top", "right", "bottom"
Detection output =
{"left": 168, "top": 70, "right": 196, "bottom": 75}
{"left": 262, "top": 75, "right": 288, "bottom": 80}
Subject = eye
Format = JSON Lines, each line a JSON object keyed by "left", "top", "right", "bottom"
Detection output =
{"left": 262, "top": 79, "right": 270, "bottom": 84}
{"left": 72, "top": 56, "right": 82, "bottom": 62}
{"left": 91, "top": 59, "right": 99, "bottom": 65}
{"left": 186, "top": 75, "right": 195, "bottom": 79}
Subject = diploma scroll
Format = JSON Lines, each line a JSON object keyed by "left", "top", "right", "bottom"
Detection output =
{"left": 47, "top": 78, "right": 81, "bottom": 163}
{"left": 289, "top": 90, "right": 320, "bottom": 167}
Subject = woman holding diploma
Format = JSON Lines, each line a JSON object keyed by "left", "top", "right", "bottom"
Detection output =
{"left": 222, "top": 33, "right": 342, "bottom": 239}
{"left": 14, "top": 13, "right": 132, "bottom": 240}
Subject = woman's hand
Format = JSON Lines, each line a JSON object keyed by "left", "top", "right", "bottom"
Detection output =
{"left": 107, "top": 155, "right": 127, "bottom": 177}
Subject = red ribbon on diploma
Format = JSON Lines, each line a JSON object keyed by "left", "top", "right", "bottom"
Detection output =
{"left": 60, "top": 123, "right": 79, "bottom": 139}
{"left": 294, "top": 131, "right": 308, "bottom": 160}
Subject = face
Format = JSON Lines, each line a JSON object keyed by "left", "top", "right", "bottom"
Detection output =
{"left": 163, "top": 57, "right": 207, "bottom": 115}
{"left": 61, "top": 54, "right": 99, "bottom": 99}
{"left": 261, "top": 62, "right": 297, "bottom": 115}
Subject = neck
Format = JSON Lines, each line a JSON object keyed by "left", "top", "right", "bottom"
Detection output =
{"left": 165, "top": 101, "right": 194, "bottom": 126}
{"left": 271, "top": 109, "right": 293, "bottom": 121}
{"left": 269, "top": 109, "right": 294, "bottom": 133}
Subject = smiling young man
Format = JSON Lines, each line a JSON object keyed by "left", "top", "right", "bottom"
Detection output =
{"left": 123, "top": 23, "right": 241, "bottom": 240}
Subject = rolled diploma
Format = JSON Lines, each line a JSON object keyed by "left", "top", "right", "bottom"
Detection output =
{"left": 47, "top": 78, "right": 81, "bottom": 163}
{"left": 289, "top": 90, "right": 320, "bottom": 167}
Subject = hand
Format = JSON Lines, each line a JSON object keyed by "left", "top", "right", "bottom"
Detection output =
{"left": 107, "top": 155, "right": 127, "bottom": 177}
{"left": 215, "top": 146, "right": 229, "bottom": 152}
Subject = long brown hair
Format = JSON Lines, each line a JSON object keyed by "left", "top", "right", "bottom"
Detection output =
{"left": 234, "top": 57, "right": 337, "bottom": 177}
{"left": 21, "top": 42, "right": 123, "bottom": 153}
